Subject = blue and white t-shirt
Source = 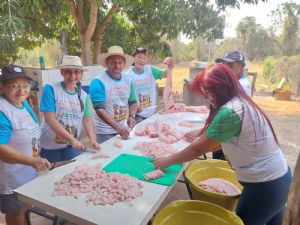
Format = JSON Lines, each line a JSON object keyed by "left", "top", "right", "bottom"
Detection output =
{"left": 0, "top": 96, "right": 40, "bottom": 194}
{"left": 90, "top": 70, "right": 137, "bottom": 134}
{"left": 40, "top": 82, "right": 90, "bottom": 150}
{"left": 124, "top": 65, "right": 163, "bottom": 118}
{"left": 239, "top": 75, "right": 252, "bottom": 96}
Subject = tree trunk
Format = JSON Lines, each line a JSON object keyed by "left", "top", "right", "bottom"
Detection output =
{"left": 93, "top": 38, "right": 101, "bottom": 65}
{"left": 92, "top": 2, "right": 119, "bottom": 64}
{"left": 284, "top": 153, "right": 300, "bottom": 225}
{"left": 65, "top": 0, "right": 98, "bottom": 66}
{"left": 60, "top": 30, "right": 68, "bottom": 57}
{"left": 81, "top": 39, "right": 91, "bottom": 66}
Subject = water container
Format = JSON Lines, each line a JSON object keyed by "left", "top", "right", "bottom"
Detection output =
{"left": 39, "top": 55, "right": 45, "bottom": 70}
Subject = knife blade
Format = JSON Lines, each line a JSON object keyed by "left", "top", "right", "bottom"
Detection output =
{"left": 50, "top": 159, "right": 76, "bottom": 170}
{"left": 86, "top": 148, "right": 100, "bottom": 153}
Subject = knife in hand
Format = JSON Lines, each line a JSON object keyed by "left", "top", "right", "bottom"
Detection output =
{"left": 50, "top": 159, "right": 76, "bottom": 171}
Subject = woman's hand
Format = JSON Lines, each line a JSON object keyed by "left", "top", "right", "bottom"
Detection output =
{"left": 184, "top": 130, "right": 200, "bottom": 143}
{"left": 70, "top": 139, "right": 86, "bottom": 151}
{"left": 154, "top": 156, "right": 171, "bottom": 170}
{"left": 31, "top": 157, "right": 51, "bottom": 172}
{"left": 91, "top": 141, "right": 101, "bottom": 151}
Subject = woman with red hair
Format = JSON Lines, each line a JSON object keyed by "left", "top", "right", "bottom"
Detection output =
{"left": 154, "top": 64, "right": 291, "bottom": 225}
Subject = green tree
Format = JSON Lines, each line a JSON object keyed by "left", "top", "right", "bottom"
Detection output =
{"left": 1, "top": 0, "right": 268, "bottom": 67}
{"left": 271, "top": 2, "right": 300, "bottom": 56}
{"left": 236, "top": 16, "right": 276, "bottom": 60}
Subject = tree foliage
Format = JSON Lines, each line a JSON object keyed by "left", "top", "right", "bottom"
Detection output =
{"left": 235, "top": 16, "right": 276, "bottom": 60}
{"left": 0, "top": 0, "right": 266, "bottom": 67}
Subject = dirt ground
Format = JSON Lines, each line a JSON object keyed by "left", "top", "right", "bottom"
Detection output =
{"left": 1, "top": 92, "right": 299, "bottom": 225}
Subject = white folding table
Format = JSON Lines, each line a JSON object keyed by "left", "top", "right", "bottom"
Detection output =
{"left": 16, "top": 112, "right": 207, "bottom": 225}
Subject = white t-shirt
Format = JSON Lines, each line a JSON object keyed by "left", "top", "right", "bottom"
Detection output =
{"left": 125, "top": 65, "right": 163, "bottom": 118}
{"left": 90, "top": 71, "right": 136, "bottom": 134}
{"left": 239, "top": 75, "right": 252, "bottom": 96}
{"left": 205, "top": 97, "right": 288, "bottom": 182}
{"left": 0, "top": 97, "right": 39, "bottom": 194}
{"left": 40, "top": 82, "right": 88, "bottom": 149}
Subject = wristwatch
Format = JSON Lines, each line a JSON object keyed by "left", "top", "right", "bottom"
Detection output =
{"left": 129, "top": 114, "right": 135, "bottom": 119}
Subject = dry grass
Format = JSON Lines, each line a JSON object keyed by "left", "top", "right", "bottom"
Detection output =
{"left": 157, "top": 67, "right": 190, "bottom": 94}
{"left": 157, "top": 62, "right": 267, "bottom": 94}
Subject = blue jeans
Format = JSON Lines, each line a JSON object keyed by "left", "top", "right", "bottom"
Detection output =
{"left": 0, "top": 193, "right": 25, "bottom": 214}
{"left": 237, "top": 168, "right": 292, "bottom": 225}
{"left": 96, "top": 133, "right": 117, "bottom": 143}
{"left": 40, "top": 145, "right": 81, "bottom": 163}
{"left": 135, "top": 115, "right": 147, "bottom": 123}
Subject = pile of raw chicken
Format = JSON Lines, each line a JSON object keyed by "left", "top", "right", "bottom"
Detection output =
{"left": 53, "top": 164, "right": 143, "bottom": 206}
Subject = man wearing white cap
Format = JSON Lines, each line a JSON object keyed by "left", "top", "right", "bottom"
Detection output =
{"left": 90, "top": 46, "right": 138, "bottom": 143}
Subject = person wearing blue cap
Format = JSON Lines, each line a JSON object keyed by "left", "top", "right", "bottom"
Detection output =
{"left": 0, "top": 64, "right": 51, "bottom": 225}
{"left": 209, "top": 50, "right": 252, "bottom": 160}
{"left": 185, "top": 51, "right": 252, "bottom": 160}
{"left": 215, "top": 50, "right": 252, "bottom": 97}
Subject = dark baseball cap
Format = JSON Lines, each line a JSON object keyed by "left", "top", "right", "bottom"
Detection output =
{"left": 132, "top": 47, "right": 148, "bottom": 57}
{"left": 215, "top": 50, "right": 245, "bottom": 63}
{"left": 0, "top": 64, "right": 32, "bottom": 83}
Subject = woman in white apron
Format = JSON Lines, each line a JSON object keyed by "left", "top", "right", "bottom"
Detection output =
{"left": 0, "top": 64, "right": 51, "bottom": 225}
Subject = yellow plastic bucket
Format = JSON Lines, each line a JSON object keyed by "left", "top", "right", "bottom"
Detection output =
{"left": 185, "top": 159, "right": 243, "bottom": 211}
{"left": 152, "top": 200, "right": 244, "bottom": 225}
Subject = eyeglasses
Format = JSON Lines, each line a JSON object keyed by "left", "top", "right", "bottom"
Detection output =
{"left": 7, "top": 83, "right": 31, "bottom": 91}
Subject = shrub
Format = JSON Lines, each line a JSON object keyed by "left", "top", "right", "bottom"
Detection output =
{"left": 263, "top": 56, "right": 277, "bottom": 83}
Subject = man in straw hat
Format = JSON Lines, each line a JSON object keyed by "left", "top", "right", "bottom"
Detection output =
{"left": 39, "top": 55, "right": 100, "bottom": 162}
{"left": 90, "top": 46, "right": 138, "bottom": 143}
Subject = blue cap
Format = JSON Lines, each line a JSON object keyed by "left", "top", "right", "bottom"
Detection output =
{"left": 215, "top": 50, "right": 245, "bottom": 63}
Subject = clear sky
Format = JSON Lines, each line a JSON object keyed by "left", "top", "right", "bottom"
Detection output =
{"left": 224, "top": 0, "right": 290, "bottom": 37}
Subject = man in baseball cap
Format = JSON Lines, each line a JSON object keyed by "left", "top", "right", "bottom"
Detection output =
{"left": 215, "top": 50, "right": 251, "bottom": 96}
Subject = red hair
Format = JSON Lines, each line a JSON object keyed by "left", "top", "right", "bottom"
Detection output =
{"left": 191, "top": 64, "right": 278, "bottom": 143}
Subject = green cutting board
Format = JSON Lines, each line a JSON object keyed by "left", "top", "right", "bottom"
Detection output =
{"left": 104, "top": 154, "right": 182, "bottom": 186}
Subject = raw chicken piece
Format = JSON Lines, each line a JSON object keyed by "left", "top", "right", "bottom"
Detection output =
{"left": 159, "top": 103, "right": 209, "bottom": 115}
{"left": 158, "top": 134, "right": 177, "bottom": 144}
{"left": 178, "top": 120, "right": 197, "bottom": 128}
{"left": 134, "top": 120, "right": 180, "bottom": 144}
{"left": 162, "top": 67, "right": 174, "bottom": 110}
{"left": 113, "top": 140, "right": 123, "bottom": 148}
{"left": 197, "top": 178, "right": 241, "bottom": 196}
{"left": 145, "top": 124, "right": 157, "bottom": 138}
{"left": 133, "top": 141, "right": 177, "bottom": 158}
{"left": 91, "top": 152, "right": 110, "bottom": 159}
{"left": 53, "top": 164, "right": 143, "bottom": 206}
{"left": 135, "top": 128, "right": 147, "bottom": 136}
{"left": 144, "top": 170, "right": 164, "bottom": 180}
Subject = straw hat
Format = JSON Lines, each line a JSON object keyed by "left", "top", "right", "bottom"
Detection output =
{"left": 56, "top": 55, "right": 87, "bottom": 71}
{"left": 97, "top": 46, "right": 134, "bottom": 69}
